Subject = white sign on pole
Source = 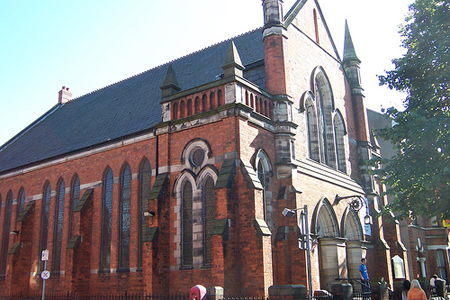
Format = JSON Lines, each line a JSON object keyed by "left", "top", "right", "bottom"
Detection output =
{"left": 41, "top": 249, "right": 49, "bottom": 261}
{"left": 41, "top": 270, "right": 50, "bottom": 280}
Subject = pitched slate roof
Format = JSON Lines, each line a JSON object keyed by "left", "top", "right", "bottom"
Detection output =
{"left": 0, "top": 28, "right": 265, "bottom": 174}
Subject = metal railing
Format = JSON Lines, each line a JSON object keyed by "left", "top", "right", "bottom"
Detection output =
{"left": 1, "top": 292, "right": 190, "bottom": 300}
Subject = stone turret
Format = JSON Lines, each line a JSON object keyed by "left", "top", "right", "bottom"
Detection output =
{"left": 342, "top": 21, "right": 374, "bottom": 194}
{"left": 262, "top": 0, "right": 296, "bottom": 178}
{"left": 342, "top": 20, "right": 362, "bottom": 95}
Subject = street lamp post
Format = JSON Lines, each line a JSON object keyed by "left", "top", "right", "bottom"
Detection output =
{"left": 282, "top": 205, "right": 313, "bottom": 300}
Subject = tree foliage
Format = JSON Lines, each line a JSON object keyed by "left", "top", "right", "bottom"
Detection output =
{"left": 376, "top": 0, "right": 450, "bottom": 219}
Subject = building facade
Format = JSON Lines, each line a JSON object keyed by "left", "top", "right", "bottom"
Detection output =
{"left": 1, "top": 0, "right": 442, "bottom": 297}
{"left": 367, "top": 109, "right": 450, "bottom": 289}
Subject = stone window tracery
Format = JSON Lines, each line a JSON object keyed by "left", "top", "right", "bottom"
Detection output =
{"left": 100, "top": 168, "right": 113, "bottom": 271}
{"left": 303, "top": 67, "right": 347, "bottom": 172}
{"left": 52, "top": 179, "right": 65, "bottom": 272}
{"left": 119, "top": 163, "right": 131, "bottom": 270}
{"left": 69, "top": 174, "right": 80, "bottom": 241}
{"left": 176, "top": 139, "right": 217, "bottom": 269}
{"left": 39, "top": 182, "right": 51, "bottom": 272}
{"left": 138, "top": 158, "right": 151, "bottom": 270}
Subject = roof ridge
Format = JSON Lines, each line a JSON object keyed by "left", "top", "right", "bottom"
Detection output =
{"left": 73, "top": 27, "right": 263, "bottom": 101}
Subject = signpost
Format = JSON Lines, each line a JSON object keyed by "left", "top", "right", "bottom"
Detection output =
{"left": 41, "top": 250, "right": 49, "bottom": 300}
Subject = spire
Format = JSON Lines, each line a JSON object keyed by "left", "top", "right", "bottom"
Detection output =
{"left": 342, "top": 20, "right": 362, "bottom": 92}
{"left": 222, "top": 41, "right": 245, "bottom": 78}
{"left": 343, "top": 20, "right": 360, "bottom": 63}
{"left": 160, "top": 64, "right": 181, "bottom": 98}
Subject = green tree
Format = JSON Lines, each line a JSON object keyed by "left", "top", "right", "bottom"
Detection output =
{"left": 376, "top": 0, "right": 450, "bottom": 219}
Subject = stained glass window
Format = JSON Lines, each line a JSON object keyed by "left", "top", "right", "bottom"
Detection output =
{"left": 119, "top": 164, "right": 131, "bottom": 269}
{"left": 100, "top": 168, "right": 113, "bottom": 271}
{"left": 182, "top": 181, "right": 193, "bottom": 267}
{"left": 138, "top": 159, "right": 151, "bottom": 270}
{"left": 52, "top": 179, "right": 65, "bottom": 272}
{"left": 69, "top": 175, "right": 80, "bottom": 241}
{"left": 39, "top": 182, "right": 51, "bottom": 272}
{"left": 203, "top": 177, "right": 215, "bottom": 265}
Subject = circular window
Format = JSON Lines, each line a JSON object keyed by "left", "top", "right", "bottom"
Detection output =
{"left": 191, "top": 148, "right": 205, "bottom": 167}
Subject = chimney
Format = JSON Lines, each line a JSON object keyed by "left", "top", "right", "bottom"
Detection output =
{"left": 58, "top": 86, "right": 72, "bottom": 104}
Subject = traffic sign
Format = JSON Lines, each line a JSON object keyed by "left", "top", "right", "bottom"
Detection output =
{"left": 41, "top": 250, "right": 49, "bottom": 261}
{"left": 41, "top": 270, "right": 50, "bottom": 280}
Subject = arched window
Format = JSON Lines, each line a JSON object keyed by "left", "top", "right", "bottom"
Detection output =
{"left": 119, "top": 163, "right": 131, "bottom": 270}
{"left": 138, "top": 158, "right": 151, "bottom": 270}
{"left": 334, "top": 112, "right": 347, "bottom": 173}
{"left": 0, "top": 191, "right": 13, "bottom": 275}
{"left": 187, "top": 98, "right": 193, "bottom": 116}
{"left": 217, "top": 89, "right": 223, "bottom": 106}
{"left": 172, "top": 102, "right": 179, "bottom": 120}
{"left": 202, "top": 94, "right": 208, "bottom": 112}
{"left": 17, "top": 188, "right": 25, "bottom": 217}
{"left": 255, "top": 150, "right": 272, "bottom": 227}
{"left": 181, "top": 181, "right": 193, "bottom": 268}
{"left": 39, "top": 182, "right": 51, "bottom": 272}
{"left": 69, "top": 174, "right": 80, "bottom": 241}
{"left": 250, "top": 94, "right": 254, "bottom": 109}
{"left": 180, "top": 100, "right": 186, "bottom": 118}
{"left": 100, "top": 168, "right": 113, "bottom": 271}
{"left": 202, "top": 177, "right": 215, "bottom": 266}
{"left": 194, "top": 97, "right": 200, "bottom": 114}
{"left": 305, "top": 97, "right": 320, "bottom": 162}
{"left": 245, "top": 91, "right": 249, "bottom": 106}
{"left": 52, "top": 179, "right": 65, "bottom": 272}
{"left": 210, "top": 92, "right": 215, "bottom": 110}
{"left": 314, "top": 69, "right": 336, "bottom": 168}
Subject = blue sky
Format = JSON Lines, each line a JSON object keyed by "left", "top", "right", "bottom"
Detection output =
{"left": 0, "top": 0, "right": 411, "bottom": 146}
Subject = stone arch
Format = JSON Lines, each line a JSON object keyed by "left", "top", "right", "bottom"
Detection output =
{"left": 311, "top": 197, "right": 340, "bottom": 238}
{"left": 342, "top": 208, "right": 366, "bottom": 282}
{"left": 341, "top": 208, "right": 363, "bottom": 241}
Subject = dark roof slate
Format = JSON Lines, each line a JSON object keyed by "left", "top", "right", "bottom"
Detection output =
{"left": 0, "top": 28, "right": 265, "bottom": 174}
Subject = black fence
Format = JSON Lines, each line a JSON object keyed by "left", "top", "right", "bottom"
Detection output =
{"left": 0, "top": 288, "right": 381, "bottom": 300}
{"left": 1, "top": 292, "right": 190, "bottom": 300}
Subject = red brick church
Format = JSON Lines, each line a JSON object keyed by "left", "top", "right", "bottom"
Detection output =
{"left": 0, "top": 0, "right": 432, "bottom": 297}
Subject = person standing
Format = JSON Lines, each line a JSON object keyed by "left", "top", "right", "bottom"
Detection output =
{"left": 402, "top": 280, "right": 411, "bottom": 300}
{"left": 359, "top": 258, "right": 370, "bottom": 297}
{"left": 407, "top": 280, "right": 427, "bottom": 300}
